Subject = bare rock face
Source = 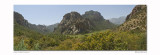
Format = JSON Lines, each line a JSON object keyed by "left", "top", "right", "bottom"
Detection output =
{"left": 118, "top": 5, "right": 147, "bottom": 31}
{"left": 54, "top": 12, "right": 93, "bottom": 34}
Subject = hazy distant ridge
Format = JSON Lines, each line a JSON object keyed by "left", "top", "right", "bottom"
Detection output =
{"left": 109, "top": 16, "right": 126, "bottom": 25}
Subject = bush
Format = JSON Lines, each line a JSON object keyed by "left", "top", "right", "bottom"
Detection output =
{"left": 74, "top": 30, "right": 146, "bottom": 50}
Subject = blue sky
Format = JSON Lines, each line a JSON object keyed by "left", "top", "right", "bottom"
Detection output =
{"left": 14, "top": 5, "right": 135, "bottom": 25}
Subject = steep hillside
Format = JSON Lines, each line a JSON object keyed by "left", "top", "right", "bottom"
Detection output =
{"left": 14, "top": 12, "right": 29, "bottom": 27}
{"left": 118, "top": 5, "right": 147, "bottom": 31}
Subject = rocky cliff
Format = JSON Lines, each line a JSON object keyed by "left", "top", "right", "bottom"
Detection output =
{"left": 54, "top": 12, "right": 93, "bottom": 34}
{"left": 118, "top": 5, "right": 147, "bottom": 31}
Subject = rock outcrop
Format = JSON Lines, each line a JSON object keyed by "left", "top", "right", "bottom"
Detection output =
{"left": 118, "top": 5, "right": 147, "bottom": 31}
{"left": 54, "top": 12, "right": 93, "bottom": 34}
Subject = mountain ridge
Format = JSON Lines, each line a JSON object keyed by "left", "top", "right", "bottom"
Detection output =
{"left": 53, "top": 10, "right": 116, "bottom": 34}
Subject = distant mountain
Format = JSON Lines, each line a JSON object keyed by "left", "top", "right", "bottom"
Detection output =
{"left": 47, "top": 23, "right": 59, "bottom": 32}
{"left": 109, "top": 16, "right": 126, "bottom": 25}
{"left": 54, "top": 10, "right": 115, "bottom": 34}
{"left": 14, "top": 12, "right": 57, "bottom": 34}
{"left": 118, "top": 5, "right": 147, "bottom": 31}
